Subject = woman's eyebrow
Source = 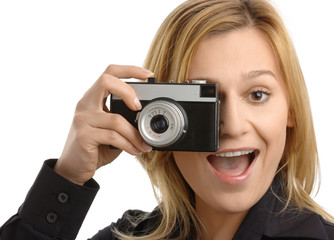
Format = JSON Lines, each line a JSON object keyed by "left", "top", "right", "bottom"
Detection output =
{"left": 243, "top": 70, "right": 277, "bottom": 81}
{"left": 188, "top": 70, "right": 277, "bottom": 83}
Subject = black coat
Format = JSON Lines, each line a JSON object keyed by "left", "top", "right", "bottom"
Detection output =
{"left": 1, "top": 159, "right": 333, "bottom": 239}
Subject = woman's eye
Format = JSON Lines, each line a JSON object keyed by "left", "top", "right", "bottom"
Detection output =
{"left": 248, "top": 89, "right": 271, "bottom": 104}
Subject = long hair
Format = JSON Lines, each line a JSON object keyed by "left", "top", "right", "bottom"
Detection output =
{"left": 116, "top": 0, "right": 333, "bottom": 239}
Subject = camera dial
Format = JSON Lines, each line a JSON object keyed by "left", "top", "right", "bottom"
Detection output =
{"left": 138, "top": 99, "right": 188, "bottom": 148}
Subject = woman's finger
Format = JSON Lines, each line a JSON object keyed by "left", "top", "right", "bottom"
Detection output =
{"left": 103, "top": 64, "right": 154, "bottom": 79}
{"left": 89, "top": 127, "right": 143, "bottom": 156}
{"left": 77, "top": 65, "right": 153, "bottom": 112}
{"left": 75, "top": 111, "right": 152, "bottom": 153}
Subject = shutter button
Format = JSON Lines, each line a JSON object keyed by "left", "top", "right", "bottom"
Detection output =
{"left": 46, "top": 212, "right": 58, "bottom": 224}
{"left": 58, "top": 192, "right": 69, "bottom": 204}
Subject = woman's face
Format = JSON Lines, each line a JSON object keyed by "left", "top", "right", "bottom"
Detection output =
{"left": 173, "top": 28, "right": 293, "bottom": 216}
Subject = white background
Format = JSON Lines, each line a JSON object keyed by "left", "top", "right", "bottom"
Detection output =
{"left": 0, "top": 0, "right": 333, "bottom": 239}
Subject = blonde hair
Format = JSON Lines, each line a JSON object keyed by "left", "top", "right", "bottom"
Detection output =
{"left": 116, "top": 0, "right": 333, "bottom": 239}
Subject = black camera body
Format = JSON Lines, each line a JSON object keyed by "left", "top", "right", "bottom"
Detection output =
{"left": 110, "top": 77, "right": 220, "bottom": 152}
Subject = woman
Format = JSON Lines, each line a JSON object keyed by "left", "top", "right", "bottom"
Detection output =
{"left": 1, "top": 0, "right": 333, "bottom": 239}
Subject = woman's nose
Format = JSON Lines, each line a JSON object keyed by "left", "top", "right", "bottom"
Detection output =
{"left": 219, "top": 97, "right": 249, "bottom": 138}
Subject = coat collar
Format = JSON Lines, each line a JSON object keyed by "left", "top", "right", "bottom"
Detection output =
{"left": 233, "top": 175, "right": 330, "bottom": 240}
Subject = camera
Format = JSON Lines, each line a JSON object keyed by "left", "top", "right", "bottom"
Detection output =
{"left": 110, "top": 77, "right": 220, "bottom": 152}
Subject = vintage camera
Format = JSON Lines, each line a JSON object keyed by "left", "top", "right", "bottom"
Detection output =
{"left": 110, "top": 77, "right": 220, "bottom": 152}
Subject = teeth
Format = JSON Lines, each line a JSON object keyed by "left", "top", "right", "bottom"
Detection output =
{"left": 215, "top": 150, "right": 254, "bottom": 157}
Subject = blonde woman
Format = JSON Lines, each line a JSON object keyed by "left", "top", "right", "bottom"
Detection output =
{"left": 1, "top": 0, "right": 333, "bottom": 239}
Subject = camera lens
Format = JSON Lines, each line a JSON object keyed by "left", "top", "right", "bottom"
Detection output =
{"left": 150, "top": 115, "right": 169, "bottom": 134}
{"left": 137, "top": 99, "right": 188, "bottom": 148}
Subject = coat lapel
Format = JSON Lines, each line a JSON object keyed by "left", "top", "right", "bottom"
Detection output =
{"left": 233, "top": 175, "right": 330, "bottom": 240}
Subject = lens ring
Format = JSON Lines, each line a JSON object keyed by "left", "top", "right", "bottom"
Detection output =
{"left": 138, "top": 99, "right": 187, "bottom": 148}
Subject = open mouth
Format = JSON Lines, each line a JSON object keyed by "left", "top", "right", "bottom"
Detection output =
{"left": 207, "top": 149, "right": 258, "bottom": 178}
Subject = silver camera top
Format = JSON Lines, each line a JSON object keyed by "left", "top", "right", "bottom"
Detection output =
{"left": 113, "top": 77, "right": 218, "bottom": 103}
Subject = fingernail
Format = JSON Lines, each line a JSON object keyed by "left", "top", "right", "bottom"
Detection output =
{"left": 133, "top": 147, "right": 141, "bottom": 155}
{"left": 134, "top": 97, "right": 142, "bottom": 110}
{"left": 142, "top": 142, "right": 152, "bottom": 152}
{"left": 142, "top": 68, "right": 154, "bottom": 76}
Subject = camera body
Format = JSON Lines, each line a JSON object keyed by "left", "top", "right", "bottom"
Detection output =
{"left": 110, "top": 77, "right": 220, "bottom": 152}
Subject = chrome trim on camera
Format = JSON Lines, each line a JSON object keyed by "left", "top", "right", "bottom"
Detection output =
{"left": 112, "top": 83, "right": 217, "bottom": 102}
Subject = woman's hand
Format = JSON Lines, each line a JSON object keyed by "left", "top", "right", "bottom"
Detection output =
{"left": 54, "top": 65, "right": 153, "bottom": 185}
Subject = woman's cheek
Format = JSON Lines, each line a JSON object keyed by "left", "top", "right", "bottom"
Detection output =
{"left": 255, "top": 102, "right": 289, "bottom": 162}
